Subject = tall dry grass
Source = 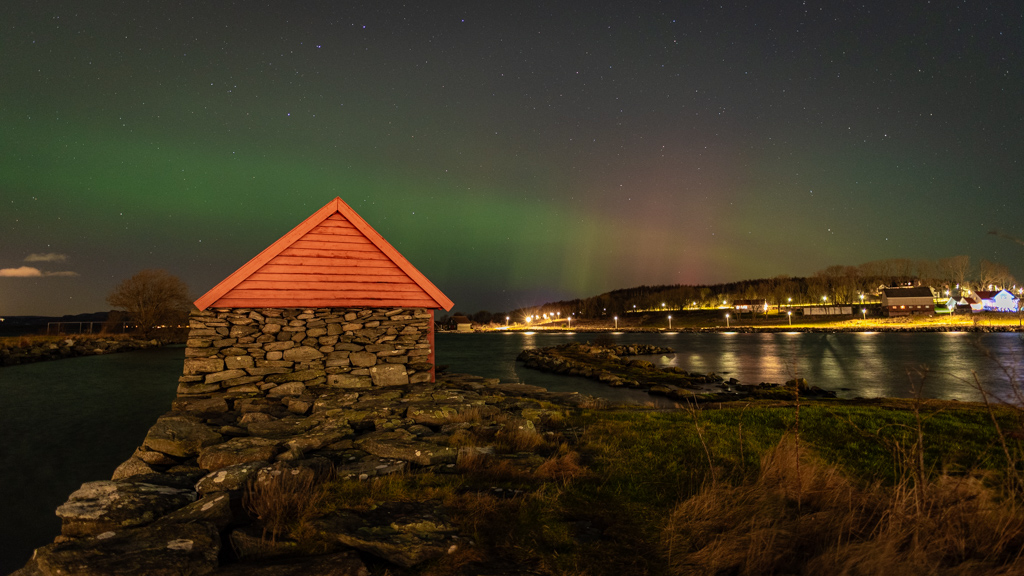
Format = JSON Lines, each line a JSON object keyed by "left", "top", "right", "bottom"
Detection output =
{"left": 243, "top": 466, "right": 332, "bottom": 544}
{"left": 662, "top": 438, "right": 1024, "bottom": 575}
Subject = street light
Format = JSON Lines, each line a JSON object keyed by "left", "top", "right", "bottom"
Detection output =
{"left": 668, "top": 315, "right": 672, "bottom": 329}
{"left": 505, "top": 316, "right": 510, "bottom": 328}
{"left": 787, "top": 311, "right": 792, "bottom": 325}
{"left": 861, "top": 308, "right": 867, "bottom": 320}
{"left": 726, "top": 313, "right": 730, "bottom": 328}
{"left": 614, "top": 316, "right": 618, "bottom": 329}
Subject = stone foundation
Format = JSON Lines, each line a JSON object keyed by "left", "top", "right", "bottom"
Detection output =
{"left": 179, "top": 307, "right": 434, "bottom": 400}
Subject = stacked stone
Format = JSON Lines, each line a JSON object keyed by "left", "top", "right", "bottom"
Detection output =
{"left": 179, "top": 307, "right": 434, "bottom": 404}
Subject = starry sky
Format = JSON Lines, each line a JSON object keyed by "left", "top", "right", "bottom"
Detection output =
{"left": 2, "top": 1, "right": 1022, "bottom": 316}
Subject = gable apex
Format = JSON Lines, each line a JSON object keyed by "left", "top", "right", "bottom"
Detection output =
{"left": 194, "top": 197, "right": 454, "bottom": 311}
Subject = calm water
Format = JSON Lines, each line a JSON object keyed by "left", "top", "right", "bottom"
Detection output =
{"left": 439, "top": 331, "right": 1024, "bottom": 403}
{"left": 2, "top": 332, "right": 1023, "bottom": 572}
{"left": 0, "top": 346, "right": 183, "bottom": 574}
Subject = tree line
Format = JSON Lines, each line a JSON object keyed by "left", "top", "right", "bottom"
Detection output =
{"left": 499, "top": 256, "right": 1018, "bottom": 322}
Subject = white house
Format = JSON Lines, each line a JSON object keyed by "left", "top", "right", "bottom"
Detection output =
{"left": 975, "top": 290, "right": 1020, "bottom": 312}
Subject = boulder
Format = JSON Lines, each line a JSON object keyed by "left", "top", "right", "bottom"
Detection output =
{"left": 111, "top": 456, "right": 156, "bottom": 480}
{"left": 55, "top": 481, "right": 197, "bottom": 538}
{"left": 314, "top": 501, "right": 462, "bottom": 568}
{"left": 195, "top": 461, "right": 270, "bottom": 495}
{"left": 143, "top": 417, "right": 223, "bottom": 458}
{"left": 197, "top": 437, "right": 282, "bottom": 471}
{"left": 23, "top": 521, "right": 219, "bottom": 576}
{"left": 356, "top": 429, "right": 457, "bottom": 466}
{"left": 157, "top": 493, "right": 233, "bottom": 529}
{"left": 369, "top": 364, "right": 409, "bottom": 387}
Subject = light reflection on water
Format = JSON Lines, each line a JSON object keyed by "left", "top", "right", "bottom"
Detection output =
{"left": 437, "top": 331, "right": 1024, "bottom": 403}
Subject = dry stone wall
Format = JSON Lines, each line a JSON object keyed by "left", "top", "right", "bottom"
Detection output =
{"left": 179, "top": 307, "right": 434, "bottom": 403}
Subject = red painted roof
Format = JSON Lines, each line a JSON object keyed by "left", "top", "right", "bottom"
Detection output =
{"left": 194, "top": 197, "right": 454, "bottom": 311}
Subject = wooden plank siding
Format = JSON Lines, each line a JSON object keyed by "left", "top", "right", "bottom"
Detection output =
{"left": 194, "top": 197, "right": 454, "bottom": 311}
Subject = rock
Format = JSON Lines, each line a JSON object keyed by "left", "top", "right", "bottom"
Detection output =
{"left": 267, "top": 381, "right": 306, "bottom": 397}
{"left": 111, "top": 456, "right": 156, "bottom": 480}
{"left": 172, "top": 396, "right": 230, "bottom": 415}
{"left": 195, "top": 461, "right": 269, "bottom": 495}
{"left": 284, "top": 421, "right": 353, "bottom": 453}
{"left": 349, "top": 351, "right": 377, "bottom": 367}
{"left": 209, "top": 551, "right": 369, "bottom": 576}
{"left": 785, "top": 378, "right": 809, "bottom": 391}
{"left": 266, "top": 369, "right": 324, "bottom": 384}
{"left": 55, "top": 481, "right": 197, "bottom": 538}
{"left": 239, "top": 412, "right": 274, "bottom": 424}
{"left": 227, "top": 526, "right": 301, "bottom": 560}
{"left": 314, "top": 501, "right": 462, "bottom": 568}
{"left": 25, "top": 521, "right": 220, "bottom": 576}
{"left": 183, "top": 358, "right": 225, "bottom": 375}
{"left": 335, "top": 456, "right": 407, "bottom": 480}
{"left": 143, "top": 417, "right": 223, "bottom": 458}
{"left": 286, "top": 398, "right": 313, "bottom": 415}
{"left": 356, "top": 429, "right": 457, "bottom": 466}
{"left": 327, "top": 374, "right": 372, "bottom": 389}
{"left": 282, "top": 346, "right": 324, "bottom": 362}
{"left": 205, "top": 369, "right": 248, "bottom": 384}
{"left": 197, "top": 437, "right": 282, "bottom": 471}
{"left": 247, "top": 417, "right": 318, "bottom": 438}
{"left": 369, "top": 364, "right": 409, "bottom": 387}
{"left": 133, "top": 447, "right": 179, "bottom": 467}
{"left": 225, "top": 355, "right": 255, "bottom": 370}
{"left": 157, "top": 493, "right": 233, "bottom": 529}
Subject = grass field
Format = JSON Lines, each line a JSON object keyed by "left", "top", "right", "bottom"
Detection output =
{"left": 248, "top": 395, "right": 1024, "bottom": 575}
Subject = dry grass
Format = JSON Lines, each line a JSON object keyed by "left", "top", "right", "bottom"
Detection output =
{"left": 243, "top": 466, "right": 332, "bottom": 544}
{"left": 534, "top": 451, "right": 586, "bottom": 485}
{"left": 496, "top": 423, "right": 546, "bottom": 453}
{"left": 444, "top": 406, "right": 496, "bottom": 424}
{"left": 578, "top": 397, "right": 609, "bottom": 410}
{"left": 662, "top": 438, "right": 1024, "bottom": 576}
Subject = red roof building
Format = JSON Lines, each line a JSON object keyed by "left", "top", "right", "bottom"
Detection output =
{"left": 195, "top": 197, "right": 453, "bottom": 311}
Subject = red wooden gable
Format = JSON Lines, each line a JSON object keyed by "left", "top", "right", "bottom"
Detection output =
{"left": 194, "top": 197, "right": 454, "bottom": 311}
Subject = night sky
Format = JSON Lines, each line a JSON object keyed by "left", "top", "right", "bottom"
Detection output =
{"left": 2, "top": 1, "right": 1022, "bottom": 316}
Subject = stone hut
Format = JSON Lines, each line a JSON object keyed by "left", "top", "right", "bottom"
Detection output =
{"left": 179, "top": 197, "right": 454, "bottom": 402}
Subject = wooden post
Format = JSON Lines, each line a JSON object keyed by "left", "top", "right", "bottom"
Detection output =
{"left": 428, "top": 309, "right": 436, "bottom": 383}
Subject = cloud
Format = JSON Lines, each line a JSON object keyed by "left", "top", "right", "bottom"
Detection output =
{"left": 0, "top": 266, "right": 43, "bottom": 277}
{"left": 25, "top": 253, "right": 68, "bottom": 262}
{"left": 0, "top": 267, "right": 79, "bottom": 278}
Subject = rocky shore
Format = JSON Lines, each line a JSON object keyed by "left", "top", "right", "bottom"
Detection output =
{"left": 517, "top": 342, "right": 836, "bottom": 401}
{"left": 0, "top": 337, "right": 162, "bottom": 367}
{"left": 15, "top": 372, "right": 596, "bottom": 576}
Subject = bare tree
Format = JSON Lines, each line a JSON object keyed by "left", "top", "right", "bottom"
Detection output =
{"left": 979, "top": 259, "right": 1015, "bottom": 290}
{"left": 939, "top": 255, "right": 971, "bottom": 294}
{"left": 107, "top": 269, "right": 191, "bottom": 337}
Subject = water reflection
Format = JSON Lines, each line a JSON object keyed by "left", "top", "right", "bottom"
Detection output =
{"left": 437, "top": 331, "right": 1024, "bottom": 403}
